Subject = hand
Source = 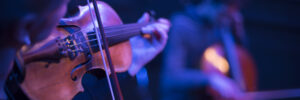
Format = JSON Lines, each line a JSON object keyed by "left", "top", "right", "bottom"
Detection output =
{"left": 128, "top": 12, "right": 170, "bottom": 76}
{"left": 207, "top": 73, "right": 243, "bottom": 100}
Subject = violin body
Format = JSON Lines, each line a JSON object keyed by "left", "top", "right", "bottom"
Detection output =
{"left": 20, "top": 1, "right": 132, "bottom": 100}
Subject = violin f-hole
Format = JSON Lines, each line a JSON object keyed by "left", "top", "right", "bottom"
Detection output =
{"left": 70, "top": 54, "right": 92, "bottom": 81}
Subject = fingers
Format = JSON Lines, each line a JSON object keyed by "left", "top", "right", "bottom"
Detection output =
{"left": 153, "top": 24, "right": 168, "bottom": 44}
{"left": 139, "top": 16, "right": 170, "bottom": 49}
{"left": 138, "top": 12, "right": 150, "bottom": 23}
{"left": 141, "top": 22, "right": 169, "bottom": 44}
{"left": 141, "top": 25, "right": 155, "bottom": 35}
{"left": 141, "top": 18, "right": 170, "bottom": 34}
{"left": 158, "top": 18, "right": 171, "bottom": 27}
{"left": 156, "top": 23, "right": 170, "bottom": 32}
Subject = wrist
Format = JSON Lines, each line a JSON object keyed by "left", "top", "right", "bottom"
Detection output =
{"left": 129, "top": 51, "right": 148, "bottom": 77}
{"left": 128, "top": 62, "right": 140, "bottom": 76}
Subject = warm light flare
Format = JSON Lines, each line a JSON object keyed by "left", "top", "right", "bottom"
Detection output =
{"left": 204, "top": 47, "right": 230, "bottom": 74}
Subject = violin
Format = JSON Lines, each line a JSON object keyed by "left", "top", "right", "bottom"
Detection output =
{"left": 19, "top": 1, "right": 151, "bottom": 100}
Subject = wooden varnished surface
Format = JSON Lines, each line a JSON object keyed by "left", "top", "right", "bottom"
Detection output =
{"left": 20, "top": 1, "right": 132, "bottom": 100}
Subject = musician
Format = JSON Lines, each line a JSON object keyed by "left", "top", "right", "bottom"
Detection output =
{"left": 0, "top": 0, "right": 170, "bottom": 99}
{"left": 0, "top": 0, "right": 70, "bottom": 99}
{"left": 161, "top": 0, "right": 244, "bottom": 99}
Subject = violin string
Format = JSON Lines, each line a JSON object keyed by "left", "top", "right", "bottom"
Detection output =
{"left": 61, "top": 29, "right": 142, "bottom": 47}
{"left": 70, "top": 44, "right": 99, "bottom": 52}
{"left": 60, "top": 29, "right": 141, "bottom": 45}
{"left": 65, "top": 25, "right": 144, "bottom": 38}
{"left": 104, "top": 23, "right": 148, "bottom": 31}
{"left": 86, "top": 1, "right": 115, "bottom": 100}
{"left": 70, "top": 43, "right": 119, "bottom": 52}
{"left": 86, "top": 25, "right": 144, "bottom": 35}
{"left": 76, "top": 22, "right": 146, "bottom": 34}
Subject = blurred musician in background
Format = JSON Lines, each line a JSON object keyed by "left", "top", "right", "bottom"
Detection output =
{"left": 161, "top": 0, "right": 251, "bottom": 99}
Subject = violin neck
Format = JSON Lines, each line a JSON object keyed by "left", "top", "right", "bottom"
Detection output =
{"left": 87, "top": 22, "right": 149, "bottom": 52}
{"left": 105, "top": 22, "right": 149, "bottom": 46}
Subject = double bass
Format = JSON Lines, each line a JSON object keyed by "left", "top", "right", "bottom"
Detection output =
{"left": 18, "top": 1, "right": 152, "bottom": 100}
{"left": 201, "top": 9, "right": 257, "bottom": 99}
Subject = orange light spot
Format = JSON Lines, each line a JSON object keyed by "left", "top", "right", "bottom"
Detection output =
{"left": 204, "top": 47, "right": 230, "bottom": 74}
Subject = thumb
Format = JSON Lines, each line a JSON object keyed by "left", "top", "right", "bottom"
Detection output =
{"left": 138, "top": 12, "right": 150, "bottom": 23}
